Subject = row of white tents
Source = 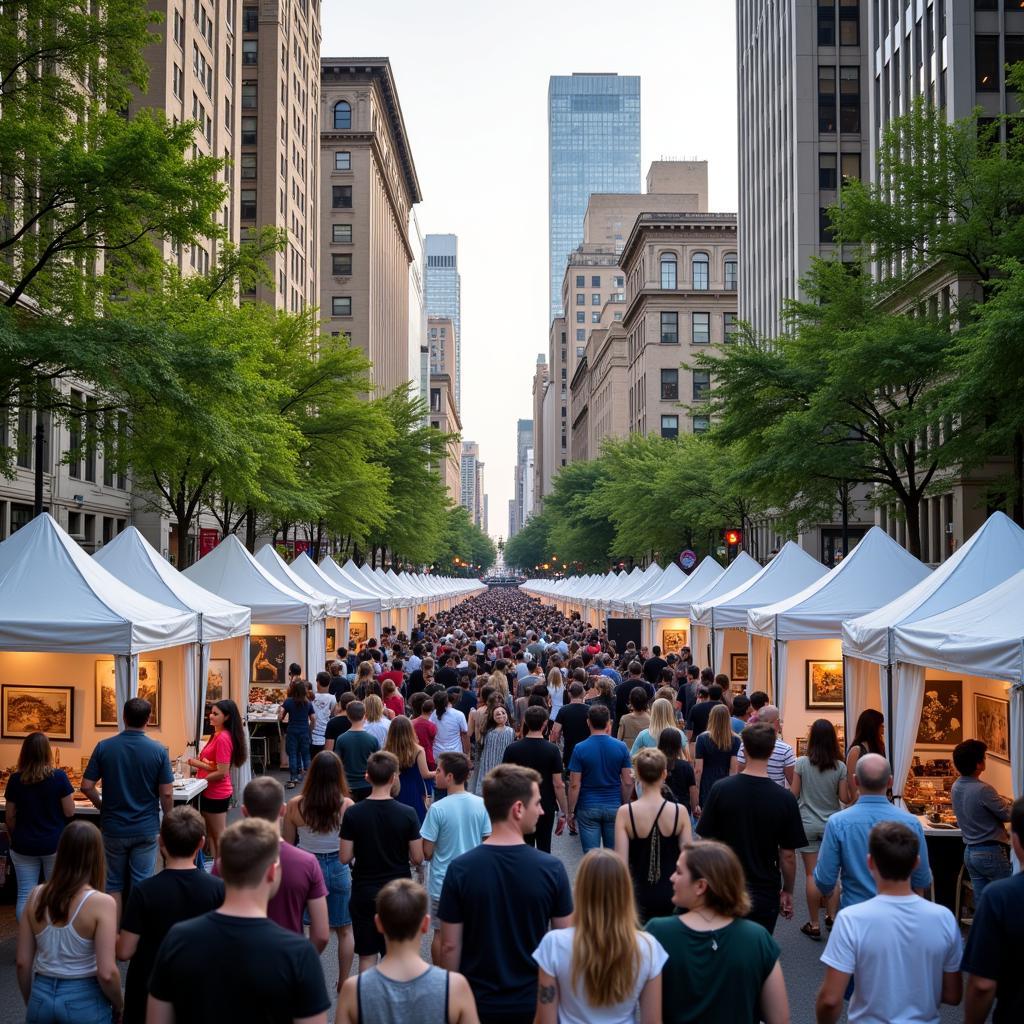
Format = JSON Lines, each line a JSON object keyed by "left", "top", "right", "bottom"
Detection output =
{"left": 0, "top": 514, "right": 483, "bottom": 783}
{"left": 522, "top": 513, "right": 1024, "bottom": 804}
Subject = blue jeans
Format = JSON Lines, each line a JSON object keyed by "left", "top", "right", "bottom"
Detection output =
{"left": 964, "top": 843, "right": 1011, "bottom": 905}
{"left": 102, "top": 834, "right": 158, "bottom": 894}
{"left": 286, "top": 731, "right": 312, "bottom": 779}
{"left": 10, "top": 850, "right": 57, "bottom": 920}
{"left": 27, "top": 975, "right": 112, "bottom": 1024}
{"left": 576, "top": 804, "right": 618, "bottom": 853}
{"left": 307, "top": 852, "right": 352, "bottom": 928}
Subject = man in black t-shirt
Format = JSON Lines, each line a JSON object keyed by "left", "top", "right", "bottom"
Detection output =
{"left": 550, "top": 683, "right": 591, "bottom": 768}
{"left": 118, "top": 807, "right": 224, "bottom": 1024}
{"left": 435, "top": 653, "right": 460, "bottom": 689}
{"left": 323, "top": 693, "right": 355, "bottom": 751}
{"left": 696, "top": 723, "right": 806, "bottom": 934}
{"left": 613, "top": 663, "right": 654, "bottom": 724}
{"left": 686, "top": 683, "right": 726, "bottom": 756}
{"left": 642, "top": 645, "right": 668, "bottom": 685}
{"left": 148, "top": 817, "right": 329, "bottom": 1024}
{"left": 340, "top": 751, "right": 423, "bottom": 970}
{"left": 439, "top": 764, "right": 573, "bottom": 1024}
{"left": 502, "top": 706, "right": 567, "bottom": 852}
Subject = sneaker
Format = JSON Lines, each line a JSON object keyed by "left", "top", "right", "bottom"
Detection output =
{"left": 286, "top": 780, "right": 297, "bottom": 789}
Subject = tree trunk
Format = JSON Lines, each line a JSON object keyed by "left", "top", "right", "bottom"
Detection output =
{"left": 245, "top": 508, "right": 256, "bottom": 551}
{"left": 903, "top": 496, "right": 923, "bottom": 559}
{"left": 176, "top": 509, "right": 191, "bottom": 569}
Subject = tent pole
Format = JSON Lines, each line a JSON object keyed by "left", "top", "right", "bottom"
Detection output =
{"left": 885, "top": 661, "right": 895, "bottom": 768}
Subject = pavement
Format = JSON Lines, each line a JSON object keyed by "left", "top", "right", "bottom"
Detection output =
{"left": 0, "top": 776, "right": 973, "bottom": 1023}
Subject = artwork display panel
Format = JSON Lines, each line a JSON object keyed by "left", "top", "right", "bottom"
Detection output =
{"left": 326, "top": 628, "right": 337, "bottom": 661}
{"left": 349, "top": 621, "right": 368, "bottom": 647}
{"left": 805, "top": 660, "right": 844, "bottom": 709}
{"left": 730, "top": 653, "right": 749, "bottom": 683}
{"left": 204, "top": 659, "right": 230, "bottom": 725}
{"left": 249, "top": 635, "right": 287, "bottom": 703}
{"left": 661, "top": 629, "right": 688, "bottom": 654}
{"left": 916, "top": 680, "right": 963, "bottom": 747}
{"left": 95, "top": 661, "right": 161, "bottom": 727}
{"left": 975, "top": 693, "right": 1009, "bottom": 763}
{"left": 1, "top": 685, "right": 75, "bottom": 740}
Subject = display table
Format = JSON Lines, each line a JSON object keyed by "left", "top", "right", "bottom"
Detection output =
{"left": 247, "top": 710, "right": 285, "bottom": 773}
{"left": 0, "top": 778, "right": 207, "bottom": 820}
{"left": 916, "top": 814, "right": 964, "bottom": 912}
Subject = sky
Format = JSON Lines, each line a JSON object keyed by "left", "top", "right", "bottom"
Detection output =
{"left": 320, "top": 1, "right": 739, "bottom": 540}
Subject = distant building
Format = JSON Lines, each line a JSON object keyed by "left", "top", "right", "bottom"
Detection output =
{"left": 509, "top": 419, "right": 533, "bottom": 537}
{"left": 460, "top": 441, "right": 485, "bottom": 530}
{"left": 424, "top": 234, "right": 462, "bottom": 410}
{"left": 428, "top": 374, "right": 461, "bottom": 505}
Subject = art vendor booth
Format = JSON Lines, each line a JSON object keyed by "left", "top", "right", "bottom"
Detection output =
{"left": 842, "top": 512, "right": 1024, "bottom": 912}
{"left": 690, "top": 547, "right": 824, "bottom": 684}
{"left": 635, "top": 557, "right": 724, "bottom": 656}
{"left": 746, "top": 527, "right": 930, "bottom": 751}
{"left": 318, "top": 556, "right": 393, "bottom": 647}
{"left": 0, "top": 515, "right": 208, "bottom": 816}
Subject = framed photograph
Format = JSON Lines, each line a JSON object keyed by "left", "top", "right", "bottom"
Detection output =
{"left": 805, "top": 660, "right": 845, "bottom": 709}
{"left": 349, "top": 621, "right": 368, "bottom": 646}
{"left": 730, "top": 652, "right": 749, "bottom": 683}
{"left": 975, "top": 693, "right": 1010, "bottom": 763}
{"left": 1, "top": 685, "right": 75, "bottom": 741}
{"left": 250, "top": 635, "right": 286, "bottom": 686}
{"left": 95, "top": 661, "right": 161, "bottom": 727}
{"left": 326, "top": 627, "right": 337, "bottom": 658}
{"left": 661, "top": 628, "right": 688, "bottom": 654}
{"left": 916, "top": 680, "right": 963, "bottom": 747}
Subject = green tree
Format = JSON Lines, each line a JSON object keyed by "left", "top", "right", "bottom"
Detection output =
{"left": 504, "top": 511, "right": 552, "bottom": 573}
{"left": 434, "top": 505, "right": 496, "bottom": 575}
{"left": 544, "top": 460, "right": 616, "bottom": 571}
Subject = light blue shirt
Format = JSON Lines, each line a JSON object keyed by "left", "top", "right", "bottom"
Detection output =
{"left": 814, "top": 795, "right": 932, "bottom": 909}
{"left": 419, "top": 791, "right": 491, "bottom": 901}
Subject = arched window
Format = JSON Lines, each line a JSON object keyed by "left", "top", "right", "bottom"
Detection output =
{"left": 333, "top": 100, "right": 351, "bottom": 130}
{"left": 724, "top": 254, "right": 738, "bottom": 290}
{"left": 660, "top": 253, "right": 678, "bottom": 290}
{"left": 692, "top": 252, "right": 709, "bottom": 291}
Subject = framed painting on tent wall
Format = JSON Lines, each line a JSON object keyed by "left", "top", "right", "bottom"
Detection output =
{"left": 805, "top": 660, "right": 844, "bottom": 710}
{"left": 1, "top": 685, "right": 74, "bottom": 741}
{"left": 249, "top": 635, "right": 287, "bottom": 704}
{"left": 730, "top": 653, "right": 749, "bottom": 683}
{"left": 349, "top": 622, "right": 368, "bottom": 647}
{"left": 916, "top": 680, "right": 963, "bottom": 747}
{"left": 975, "top": 694, "right": 1009, "bottom": 762}
{"left": 204, "top": 660, "right": 230, "bottom": 726}
{"left": 95, "top": 661, "right": 161, "bottom": 727}
{"left": 326, "top": 628, "right": 336, "bottom": 660}
{"left": 661, "top": 629, "right": 688, "bottom": 654}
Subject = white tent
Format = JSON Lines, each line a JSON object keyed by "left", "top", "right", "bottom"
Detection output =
{"left": 891, "top": 569, "right": 1024, "bottom": 799}
{"left": 636, "top": 556, "right": 726, "bottom": 652}
{"left": 691, "top": 543, "right": 827, "bottom": 681}
{"left": 621, "top": 563, "right": 686, "bottom": 616}
{"left": 0, "top": 514, "right": 198, "bottom": 764}
{"left": 606, "top": 564, "right": 664, "bottom": 615}
{"left": 681, "top": 551, "right": 762, "bottom": 669}
{"left": 94, "top": 528, "right": 251, "bottom": 749}
{"left": 747, "top": 527, "right": 930, "bottom": 733}
{"left": 318, "top": 557, "right": 389, "bottom": 642}
{"left": 842, "top": 512, "right": 1024, "bottom": 802}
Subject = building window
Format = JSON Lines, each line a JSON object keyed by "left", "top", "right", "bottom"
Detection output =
{"left": 591, "top": 312, "right": 600, "bottom": 323}
{"left": 660, "top": 253, "right": 677, "bottom": 289}
{"left": 724, "top": 312, "right": 738, "bottom": 342}
{"left": 332, "top": 296, "right": 352, "bottom": 317}
{"left": 174, "top": 8, "right": 185, "bottom": 46}
{"left": 975, "top": 36, "right": 1000, "bottom": 91}
{"left": 591, "top": 292, "right": 600, "bottom": 305}
{"left": 332, "top": 223, "right": 352, "bottom": 244}
{"left": 332, "top": 185, "right": 352, "bottom": 209}
{"left": 576, "top": 293, "right": 584, "bottom": 305}
{"left": 241, "top": 116, "right": 256, "bottom": 145}
{"left": 692, "top": 312, "right": 711, "bottom": 344}
{"left": 693, "top": 371, "right": 711, "bottom": 402}
{"left": 614, "top": 275, "right": 624, "bottom": 288}
{"left": 240, "top": 189, "right": 256, "bottom": 219}
{"left": 841, "top": 152, "right": 861, "bottom": 184}
{"left": 243, "top": 6, "right": 258, "bottom": 31}
{"left": 333, "top": 100, "right": 352, "bottom": 129}
{"left": 818, "top": 66, "right": 837, "bottom": 132}
{"left": 332, "top": 253, "right": 352, "bottom": 276}
{"left": 661, "top": 368, "right": 679, "bottom": 400}
{"left": 693, "top": 415, "right": 710, "bottom": 434}
{"left": 691, "top": 252, "right": 709, "bottom": 290}
{"left": 819, "top": 207, "right": 836, "bottom": 243}
{"left": 839, "top": 66, "right": 860, "bottom": 132}
{"left": 68, "top": 391, "right": 82, "bottom": 478}
{"left": 241, "top": 82, "right": 256, "bottom": 109}
{"left": 335, "top": 150, "right": 351, "bottom": 171}
{"left": 818, "top": 0, "right": 835, "bottom": 46}
{"left": 591, "top": 275, "right": 600, "bottom": 287}
{"left": 819, "top": 152, "right": 838, "bottom": 190}
{"left": 660, "top": 312, "right": 679, "bottom": 344}
{"left": 575, "top": 274, "right": 584, "bottom": 287}
{"left": 242, "top": 40, "right": 257, "bottom": 65}
{"left": 839, "top": 0, "right": 859, "bottom": 45}
{"left": 660, "top": 415, "right": 679, "bottom": 439}
{"left": 576, "top": 311, "right": 585, "bottom": 323}
{"left": 1007, "top": 38, "right": 1024, "bottom": 83}
{"left": 172, "top": 63, "right": 183, "bottom": 99}
{"left": 576, "top": 328, "right": 586, "bottom": 341}
{"left": 724, "top": 255, "right": 738, "bottom": 291}
{"left": 240, "top": 153, "right": 256, "bottom": 178}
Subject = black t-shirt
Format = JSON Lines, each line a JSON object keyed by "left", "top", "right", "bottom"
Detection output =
{"left": 502, "top": 738, "right": 563, "bottom": 809}
{"left": 961, "top": 872, "right": 1024, "bottom": 1023}
{"left": 665, "top": 760, "right": 697, "bottom": 814}
{"left": 121, "top": 868, "right": 225, "bottom": 1024}
{"left": 554, "top": 703, "right": 591, "bottom": 765}
{"left": 685, "top": 699, "right": 718, "bottom": 737}
{"left": 339, "top": 798, "right": 420, "bottom": 888}
{"left": 435, "top": 666, "right": 460, "bottom": 688}
{"left": 406, "top": 669, "right": 426, "bottom": 696}
{"left": 676, "top": 681, "right": 698, "bottom": 718}
{"left": 438, "top": 844, "right": 573, "bottom": 1015}
{"left": 614, "top": 679, "right": 654, "bottom": 722}
{"left": 643, "top": 656, "right": 667, "bottom": 685}
{"left": 149, "top": 913, "right": 329, "bottom": 1024}
{"left": 455, "top": 687, "right": 477, "bottom": 718}
{"left": 695, "top": 774, "right": 806, "bottom": 911}
{"left": 324, "top": 714, "right": 350, "bottom": 745}
{"left": 328, "top": 675, "right": 351, "bottom": 697}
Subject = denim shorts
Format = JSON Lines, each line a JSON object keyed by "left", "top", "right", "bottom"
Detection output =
{"left": 310, "top": 851, "right": 351, "bottom": 928}
{"left": 27, "top": 975, "right": 111, "bottom": 1024}
{"left": 103, "top": 834, "right": 158, "bottom": 894}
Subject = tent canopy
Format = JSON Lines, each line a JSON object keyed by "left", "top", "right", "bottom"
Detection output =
{"left": 318, "top": 557, "right": 391, "bottom": 611}
{"left": 607, "top": 564, "right": 664, "bottom": 612}
{"left": 0, "top": 514, "right": 196, "bottom": 654}
{"left": 748, "top": 527, "right": 930, "bottom": 641}
{"left": 94, "top": 527, "right": 250, "bottom": 643}
{"left": 254, "top": 545, "right": 349, "bottom": 617}
{"left": 640, "top": 557, "right": 725, "bottom": 619}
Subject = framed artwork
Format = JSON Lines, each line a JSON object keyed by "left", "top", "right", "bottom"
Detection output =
{"left": 95, "top": 661, "right": 161, "bottom": 727}
{"left": 796, "top": 737, "right": 807, "bottom": 757}
{"left": 916, "top": 680, "right": 963, "bottom": 747}
{"left": 730, "top": 653, "right": 749, "bottom": 683}
{"left": 796, "top": 723, "right": 844, "bottom": 759}
{"left": 250, "top": 635, "right": 286, "bottom": 686}
{"left": 661, "top": 629, "right": 688, "bottom": 653}
{"left": 349, "top": 621, "right": 368, "bottom": 646}
{"left": 326, "top": 628, "right": 337, "bottom": 657}
{"left": 975, "top": 693, "right": 1010, "bottom": 763}
{"left": 1, "top": 685, "right": 75, "bottom": 741}
{"left": 805, "top": 660, "right": 845, "bottom": 709}
{"left": 203, "top": 659, "right": 230, "bottom": 726}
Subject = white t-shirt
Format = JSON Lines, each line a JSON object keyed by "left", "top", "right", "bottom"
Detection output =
{"left": 821, "top": 894, "right": 962, "bottom": 1024}
{"left": 310, "top": 692, "right": 336, "bottom": 744}
{"left": 532, "top": 927, "right": 667, "bottom": 1024}
{"left": 430, "top": 708, "right": 469, "bottom": 757}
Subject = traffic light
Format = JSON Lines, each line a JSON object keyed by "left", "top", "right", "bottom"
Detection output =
{"left": 723, "top": 528, "right": 743, "bottom": 547}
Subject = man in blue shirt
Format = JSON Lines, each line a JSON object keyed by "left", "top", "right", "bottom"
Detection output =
{"left": 814, "top": 753, "right": 932, "bottom": 909}
{"left": 82, "top": 696, "right": 174, "bottom": 910}
{"left": 599, "top": 653, "right": 622, "bottom": 686}
{"left": 567, "top": 704, "right": 633, "bottom": 852}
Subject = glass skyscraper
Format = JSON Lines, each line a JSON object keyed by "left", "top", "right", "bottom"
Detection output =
{"left": 424, "top": 234, "right": 462, "bottom": 410}
{"left": 548, "top": 74, "right": 641, "bottom": 320}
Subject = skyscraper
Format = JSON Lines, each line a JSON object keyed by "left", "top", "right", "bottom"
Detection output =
{"left": 424, "top": 234, "right": 462, "bottom": 410}
{"left": 548, "top": 73, "right": 641, "bottom": 321}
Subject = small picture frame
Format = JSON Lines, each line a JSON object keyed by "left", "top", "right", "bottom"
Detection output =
{"left": 350, "top": 621, "right": 368, "bottom": 646}
{"left": 916, "top": 680, "right": 963, "bottom": 747}
{"left": 95, "top": 661, "right": 161, "bottom": 727}
{"left": 974, "top": 693, "right": 1010, "bottom": 763}
{"left": 1, "top": 685, "right": 75, "bottom": 741}
{"left": 661, "top": 628, "right": 688, "bottom": 653}
{"left": 730, "top": 652, "right": 749, "bottom": 683}
{"left": 805, "top": 660, "right": 844, "bottom": 710}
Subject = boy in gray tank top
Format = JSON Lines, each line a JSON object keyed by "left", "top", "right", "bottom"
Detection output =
{"left": 337, "top": 878, "right": 478, "bottom": 1024}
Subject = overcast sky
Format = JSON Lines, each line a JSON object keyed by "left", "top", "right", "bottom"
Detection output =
{"left": 321, "top": 1, "right": 739, "bottom": 540}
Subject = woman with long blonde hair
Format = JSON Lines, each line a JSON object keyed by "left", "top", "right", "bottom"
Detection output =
{"left": 362, "top": 694, "right": 390, "bottom": 747}
{"left": 546, "top": 666, "right": 566, "bottom": 714}
{"left": 533, "top": 849, "right": 665, "bottom": 1024}
{"left": 693, "top": 703, "right": 740, "bottom": 814}
{"left": 630, "top": 697, "right": 685, "bottom": 755}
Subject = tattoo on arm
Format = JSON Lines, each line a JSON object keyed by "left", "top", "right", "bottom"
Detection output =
{"left": 539, "top": 984, "right": 556, "bottom": 1005}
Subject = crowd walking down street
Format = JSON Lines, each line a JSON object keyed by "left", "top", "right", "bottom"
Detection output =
{"left": 4, "top": 587, "right": 1022, "bottom": 1024}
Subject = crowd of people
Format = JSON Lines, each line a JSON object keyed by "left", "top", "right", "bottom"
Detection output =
{"left": 6, "top": 588, "right": 1024, "bottom": 1024}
